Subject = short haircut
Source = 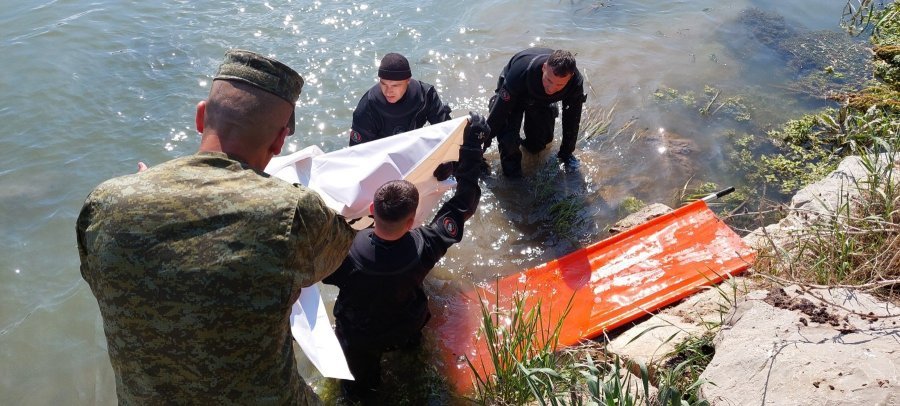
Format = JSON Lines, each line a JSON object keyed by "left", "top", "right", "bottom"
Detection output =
{"left": 373, "top": 180, "right": 419, "bottom": 224}
{"left": 547, "top": 50, "right": 577, "bottom": 77}
{"left": 204, "top": 80, "right": 287, "bottom": 148}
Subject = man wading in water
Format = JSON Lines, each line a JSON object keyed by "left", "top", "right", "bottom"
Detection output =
{"left": 348, "top": 52, "right": 452, "bottom": 146}
{"left": 484, "top": 48, "right": 587, "bottom": 178}
{"left": 325, "top": 112, "right": 489, "bottom": 402}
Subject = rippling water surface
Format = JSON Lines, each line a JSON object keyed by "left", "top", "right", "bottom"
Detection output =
{"left": 0, "top": 0, "right": 860, "bottom": 402}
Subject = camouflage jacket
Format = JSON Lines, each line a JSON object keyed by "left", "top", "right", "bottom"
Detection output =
{"left": 76, "top": 152, "right": 354, "bottom": 405}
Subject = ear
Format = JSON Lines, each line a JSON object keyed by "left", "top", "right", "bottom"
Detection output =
{"left": 195, "top": 100, "right": 206, "bottom": 134}
{"left": 404, "top": 214, "right": 415, "bottom": 231}
{"left": 268, "top": 127, "right": 290, "bottom": 156}
{"left": 369, "top": 202, "right": 375, "bottom": 215}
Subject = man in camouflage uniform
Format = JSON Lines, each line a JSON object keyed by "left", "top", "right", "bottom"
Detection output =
{"left": 76, "top": 50, "right": 355, "bottom": 405}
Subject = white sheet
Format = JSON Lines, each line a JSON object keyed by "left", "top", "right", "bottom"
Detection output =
{"left": 268, "top": 116, "right": 467, "bottom": 228}
{"left": 265, "top": 116, "right": 468, "bottom": 379}
{"left": 289, "top": 285, "right": 354, "bottom": 379}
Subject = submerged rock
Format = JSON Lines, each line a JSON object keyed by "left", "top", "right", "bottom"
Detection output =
{"left": 639, "top": 128, "right": 700, "bottom": 176}
{"left": 731, "top": 8, "right": 872, "bottom": 97}
{"left": 608, "top": 202, "right": 672, "bottom": 234}
{"left": 735, "top": 8, "right": 797, "bottom": 51}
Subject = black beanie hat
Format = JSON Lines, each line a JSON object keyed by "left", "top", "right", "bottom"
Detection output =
{"left": 378, "top": 53, "right": 412, "bottom": 80}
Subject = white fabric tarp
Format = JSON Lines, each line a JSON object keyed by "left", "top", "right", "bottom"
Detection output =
{"left": 267, "top": 116, "right": 468, "bottom": 229}
{"left": 264, "top": 116, "right": 468, "bottom": 379}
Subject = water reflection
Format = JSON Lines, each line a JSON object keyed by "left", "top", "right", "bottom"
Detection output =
{"left": 0, "top": 0, "right": 869, "bottom": 403}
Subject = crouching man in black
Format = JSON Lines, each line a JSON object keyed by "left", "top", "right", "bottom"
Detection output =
{"left": 323, "top": 112, "right": 489, "bottom": 401}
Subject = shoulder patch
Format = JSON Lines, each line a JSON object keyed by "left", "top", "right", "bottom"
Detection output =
{"left": 442, "top": 217, "right": 459, "bottom": 238}
{"left": 499, "top": 88, "right": 511, "bottom": 102}
{"left": 350, "top": 130, "right": 362, "bottom": 144}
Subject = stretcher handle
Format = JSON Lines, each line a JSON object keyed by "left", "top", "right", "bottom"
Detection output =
{"left": 701, "top": 186, "right": 735, "bottom": 202}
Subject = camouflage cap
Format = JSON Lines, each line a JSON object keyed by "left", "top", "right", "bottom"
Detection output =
{"left": 214, "top": 50, "right": 303, "bottom": 134}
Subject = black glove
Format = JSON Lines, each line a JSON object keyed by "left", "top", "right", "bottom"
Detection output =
{"left": 454, "top": 112, "right": 490, "bottom": 182}
{"left": 433, "top": 161, "right": 456, "bottom": 181}
{"left": 463, "top": 112, "right": 490, "bottom": 149}
{"left": 481, "top": 137, "right": 493, "bottom": 152}
{"left": 558, "top": 153, "right": 580, "bottom": 171}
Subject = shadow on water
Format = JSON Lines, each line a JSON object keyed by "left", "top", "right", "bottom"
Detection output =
{"left": 480, "top": 148, "right": 611, "bottom": 266}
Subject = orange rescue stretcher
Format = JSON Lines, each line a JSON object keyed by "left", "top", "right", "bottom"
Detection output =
{"left": 429, "top": 189, "right": 757, "bottom": 394}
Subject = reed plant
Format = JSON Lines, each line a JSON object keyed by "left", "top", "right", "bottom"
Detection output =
{"left": 467, "top": 280, "right": 737, "bottom": 405}
{"left": 470, "top": 315, "right": 660, "bottom": 406}
{"left": 841, "top": 0, "right": 881, "bottom": 36}
{"left": 572, "top": 351, "right": 651, "bottom": 406}
{"left": 467, "top": 287, "right": 574, "bottom": 405}
{"left": 654, "top": 332, "right": 714, "bottom": 406}
{"left": 578, "top": 104, "right": 615, "bottom": 144}
{"left": 762, "top": 143, "right": 900, "bottom": 292}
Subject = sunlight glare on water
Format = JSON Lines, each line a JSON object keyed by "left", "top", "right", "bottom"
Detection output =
{"left": 0, "top": 0, "right": 865, "bottom": 403}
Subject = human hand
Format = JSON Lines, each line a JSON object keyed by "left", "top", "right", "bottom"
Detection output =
{"left": 463, "top": 112, "right": 490, "bottom": 149}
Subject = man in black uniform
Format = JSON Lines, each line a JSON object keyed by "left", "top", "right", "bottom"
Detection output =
{"left": 324, "top": 112, "right": 489, "bottom": 401}
{"left": 348, "top": 52, "right": 452, "bottom": 146}
{"left": 485, "top": 48, "right": 586, "bottom": 178}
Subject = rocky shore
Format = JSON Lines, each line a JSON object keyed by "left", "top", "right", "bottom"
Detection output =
{"left": 607, "top": 154, "right": 900, "bottom": 405}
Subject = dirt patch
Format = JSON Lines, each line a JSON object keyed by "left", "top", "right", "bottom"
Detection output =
{"left": 763, "top": 287, "right": 843, "bottom": 326}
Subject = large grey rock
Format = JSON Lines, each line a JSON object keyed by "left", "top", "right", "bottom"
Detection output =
{"left": 699, "top": 285, "right": 899, "bottom": 406}
{"left": 607, "top": 284, "right": 743, "bottom": 367}
{"left": 744, "top": 153, "right": 900, "bottom": 252}
{"left": 607, "top": 313, "right": 702, "bottom": 366}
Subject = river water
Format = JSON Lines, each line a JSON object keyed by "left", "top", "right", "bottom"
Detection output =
{"left": 0, "top": 0, "right": 863, "bottom": 403}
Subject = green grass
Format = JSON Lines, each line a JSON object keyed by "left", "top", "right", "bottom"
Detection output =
{"left": 654, "top": 332, "right": 714, "bottom": 406}
{"left": 465, "top": 277, "right": 741, "bottom": 406}
{"left": 467, "top": 285, "right": 574, "bottom": 405}
{"left": 568, "top": 351, "right": 650, "bottom": 406}
{"left": 757, "top": 142, "right": 900, "bottom": 292}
